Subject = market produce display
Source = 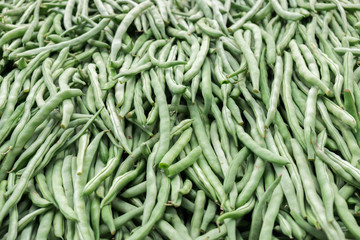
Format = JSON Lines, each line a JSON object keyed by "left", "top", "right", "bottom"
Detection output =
{"left": 1, "top": 0, "right": 360, "bottom": 239}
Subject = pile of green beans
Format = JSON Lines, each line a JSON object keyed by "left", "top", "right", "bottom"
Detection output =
{"left": 2, "top": 0, "right": 360, "bottom": 239}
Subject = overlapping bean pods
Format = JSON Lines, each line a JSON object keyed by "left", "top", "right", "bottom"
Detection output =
{"left": 1, "top": 0, "right": 360, "bottom": 239}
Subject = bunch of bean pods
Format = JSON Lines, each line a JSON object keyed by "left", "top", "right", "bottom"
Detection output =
{"left": 2, "top": 0, "right": 360, "bottom": 239}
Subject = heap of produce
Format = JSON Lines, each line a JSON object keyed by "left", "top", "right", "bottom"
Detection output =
{"left": 1, "top": 0, "right": 360, "bottom": 239}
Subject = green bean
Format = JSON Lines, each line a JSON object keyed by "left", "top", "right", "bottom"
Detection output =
{"left": 0, "top": 180, "right": 7, "bottom": 210}
{"left": 0, "top": 51, "right": 49, "bottom": 138}
{"left": 127, "top": 173, "right": 170, "bottom": 240}
{"left": 59, "top": 68, "right": 77, "bottom": 129}
{"left": 35, "top": 209, "right": 54, "bottom": 240}
{"left": 107, "top": 93, "right": 132, "bottom": 154}
{"left": 291, "top": 139, "right": 341, "bottom": 239}
{"left": 146, "top": 11, "right": 162, "bottom": 39}
{"left": 6, "top": 173, "right": 18, "bottom": 240}
{"left": 22, "top": 0, "right": 41, "bottom": 44}
{"left": 101, "top": 205, "right": 116, "bottom": 236}
{"left": 195, "top": 223, "right": 227, "bottom": 240}
{"left": 276, "top": 22, "right": 297, "bottom": 55}
{"left": 302, "top": 86, "right": 318, "bottom": 160}
{"left": 100, "top": 160, "right": 145, "bottom": 207}
{"left": 76, "top": 132, "right": 90, "bottom": 175}
{"left": 18, "top": 207, "right": 51, "bottom": 233}
{"left": 258, "top": 29, "right": 276, "bottom": 66}
{"left": 317, "top": 99, "right": 352, "bottom": 162}
{"left": 120, "top": 182, "right": 146, "bottom": 198}
{"left": 281, "top": 51, "right": 306, "bottom": 149}
{"left": 234, "top": 30, "right": 260, "bottom": 92}
{"left": 35, "top": 173, "right": 56, "bottom": 207}
{"left": 167, "top": 27, "right": 199, "bottom": 72}
{"left": 149, "top": 40, "right": 186, "bottom": 68}
{"left": 240, "top": 86, "right": 267, "bottom": 139}
{"left": 53, "top": 211, "right": 64, "bottom": 239}
{"left": 248, "top": 176, "right": 281, "bottom": 240}
{"left": 217, "top": 197, "right": 255, "bottom": 223}
{"left": 280, "top": 210, "right": 306, "bottom": 240}
{"left": 19, "top": 221, "right": 34, "bottom": 240}
{"left": 18, "top": 19, "right": 110, "bottom": 57}
{"left": 73, "top": 138, "right": 101, "bottom": 240}
{"left": 90, "top": 193, "right": 101, "bottom": 240}
{"left": 83, "top": 150, "right": 121, "bottom": 196}
{"left": 159, "top": 128, "right": 193, "bottom": 168}
{"left": 187, "top": 102, "right": 223, "bottom": 176}
{"left": 228, "top": 0, "right": 264, "bottom": 32}
{"left": 314, "top": 130, "right": 335, "bottom": 222}
{"left": 194, "top": 0, "right": 211, "bottom": 19}
{"left": 0, "top": 127, "right": 59, "bottom": 225}
{"left": 100, "top": 206, "right": 144, "bottom": 235}
{"left": 190, "top": 190, "right": 206, "bottom": 238}
{"left": 223, "top": 147, "right": 250, "bottom": 194}
{"left": 259, "top": 186, "right": 283, "bottom": 240}
{"left": 323, "top": 98, "right": 356, "bottom": 129}
{"left": 184, "top": 34, "right": 210, "bottom": 83}
{"left": 0, "top": 70, "right": 16, "bottom": 110}
{"left": 141, "top": 143, "right": 159, "bottom": 225}
{"left": 166, "top": 146, "right": 202, "bottom": 177}
{"left": 52, "top": 160, "right": 78, "bottom": 221}
{"left": 212, "top": 114, "right": 231, "bottom": 166}
{"left": 27, "top": 180, "right": 51, "bottom": 208}
{"left": 277, "top": 213, "right": 293, "bottom": 238}
{"left": 235, "top": 125, "right": 288, "bottom": 165}
{"left": 333, "top": 184, "right": 360, "bottom": 239}
{"left": 289, "top": 40, "right": 331, "bottom": 95}
{"left": 196, "top": 18, "right": 223, "bottom": 38}
{"left": 271, "top": 0, "right": 303, "bottom": 20}
{"left": 150, "top": 69, "right": 171, "bottom": 165}
{"left": 110, "top": 1, "right": 153, "bottom": 61}
{"left": 265, "top": 55, "right": 283, "bottom": 127}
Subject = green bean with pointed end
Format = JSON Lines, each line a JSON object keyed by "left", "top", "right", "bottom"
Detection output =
{"left": 100, "top": 160, "right": 145, "bottom": 208}
{"left": 265, "top": 55, "right": 283, "bottom": 128}
{"left": 248, "top": 176, "right": 281, "bottom": 240}
{"left": 159, "top": 128, "right": 193, "bottom": 169}
{"left": 184, "top": 34, "right": 210, "bottom": 83}
{"left": 166, "top": 146, "right": 202, "bottom": 178}
{"left": 148, "top": 40, "right": 186, "bottom": 68}
{"left": 150, "top": 69, "right": 171, "bottom": 165}
{"left": 18, "top": 19, "right": 110, "bottom": 57}
{"left": 110, "top": 1, "right": 153, "bottom": 61}
{"left": 52, "top": 160, "right": 79, "bottom": 221}
{"left": 234, "top": 30, "right": 260, "bottom": 92}
{"left": 228, "top": 0, "right": 264, "bottom": 32}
